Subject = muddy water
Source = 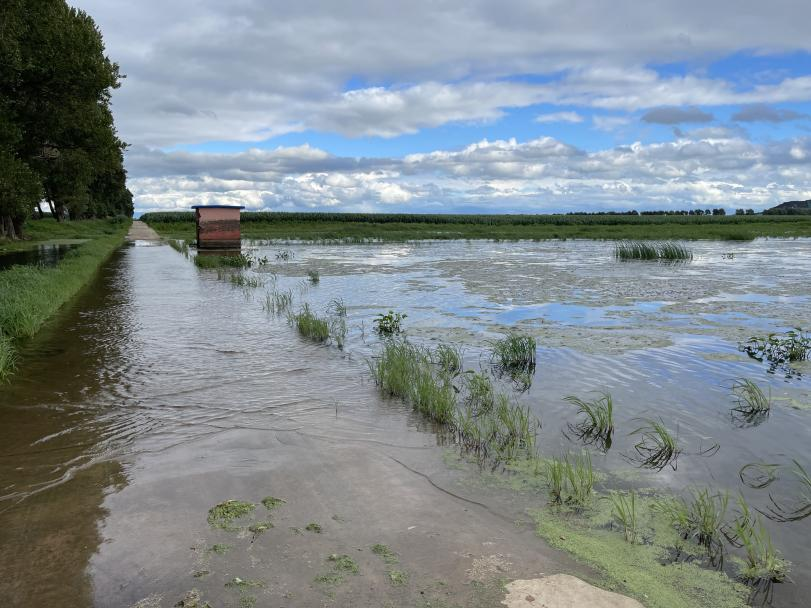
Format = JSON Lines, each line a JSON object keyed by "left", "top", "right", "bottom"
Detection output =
{"left": 0, "top": 238, "right": 809, "bottom": 607}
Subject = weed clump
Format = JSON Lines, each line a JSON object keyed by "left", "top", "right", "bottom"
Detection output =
{"left": 371, "top": 543, "right": 398, "bottom": 564}
{"left": 614, "top": 240, "right": 693, "bottom": 261}
{"left": 565, "top": 392, "right": 614, "bottom": 449}
{"left": 654, "top": 489, "right": 728, "bottom": 563}
{"left": 290, "top": 304, "right": 330, "bottom": 342}
{"left": 307, "top": 269, "right": 320, "bottom": 284}
{"left": 373, "top": 310, "right": 407, "bottom": 336}
{"left": 608, "top": 490, "right": 638, "bottom": 543}
{"left": 730, "top": 378, "right": 771, "bottom": 426}
{"left": 491, "top": 333, "right": 536, "bottom": 375}
{"left": 261, "top": 496, "right": 285, "bottom": 510}
{"left": 194, "top": 253, "right": 252, "bottom": 268}
{"left": 262, "top": 289, "right": 293, "bottom": 315}
{"left": 545, "top": 451, "right": 594, "bottom": 507}
{"left": 207, "top": 500, "right": 255, "bottom": 530}
{"left": 739, "top": 328, "right": 811, "bottom": 366}
{"left": 629, "top": 417, "right": 681, "bottom": 470}
{"left": 305, "top": 522, "right": 322, "bottom": 533}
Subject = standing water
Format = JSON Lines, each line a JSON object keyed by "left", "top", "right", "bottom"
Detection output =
{"left": 0, "top": 238, "right": 809, "bottom": 607}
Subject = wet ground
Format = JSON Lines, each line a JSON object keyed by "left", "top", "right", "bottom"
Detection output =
{"left": 0, "top": 238, "right": 809, "bottom": 607}
{"left": 0, "top": 241, "right": 84, "bottom": 270}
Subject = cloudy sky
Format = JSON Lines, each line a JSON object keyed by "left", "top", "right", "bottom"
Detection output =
{"left": 73, "top": 0, "right": 811, "bottom": 215}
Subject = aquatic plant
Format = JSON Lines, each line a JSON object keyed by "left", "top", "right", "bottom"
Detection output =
{"left": 229, "top": 273, "right": 263, "bottom": 289}
{"left": 328, "top": 554, "right": 359, "bottom": 574}
{"left": 168, "top": 239, "right": 189, "bottom": 256}
{"left": 225, "top": 577, "right": 266, "bottom": 590}
{"left": 262, "top": 289, "right": 293, "bottom": 315}
{"left": 433, "top": 343, "right": 464, "bottom": 376}
{"left": 545, "top": 452, "right": 594, "bottom": 507}
{"left": 730, "top": 378, "right": 771, "bottom": 426}
{"left": 207, "top": 499, "right": 255, "bottom": 530}
{"left": 373, "top": 310, "right": 407, "bottom": 336}
{"left": 387, "top": 570, "right": 409, "bottom": 586}
{"left": 565, "top": 392, "right": 614, "bottom": 449}
{"left": 307, "top": 268, "right": 320, "bottom": 284}
{"left": 655, "top": 489, "right": 728, "bottom": 564}
{"left": 739, "top": 328, "right": 811, "bottom": 365}
{"left": 261, "top": 496, "right": 285, "bottom": 511}
{"left": 629, "top": 417, "right": 681, "bottom": 470}
{"left": 328, "top": 313, "right": 348, "bottom": 349}
{"left": 764, "top": 459, "right": 811, "bottom": 522}
{"left": 305, "top": 522, "right": 322, "bottom": 533}
{"left": 290, "top": 304, "right": 330, "bottom": 342}
{"left": 614, "top": 240, "right": 693, "bottom": 261}
{"left": 608, "top": 490, "right": 638, "bottom": 543}
{"left": 738, "top": 462, "right": 779, "bottom": 489}
{"left": 369, "top": 340, "right": 427, "bottom": 400}
{"left": 327, "top": 297, "right": 347, "bottom": 317}
{"left": 463, "top": 372, "right": 495, "bottom": 415}
{"left": 411, "top": 364, "right": 456, "bottom": 424}
{"left": 490, "top": 332, "right": 536, "bottom": 374}
{"left": 275, "top": 249, "right": 293, "bottom": 261}
{"left": 194, "top": 253, "right": 252, "bottom": 268}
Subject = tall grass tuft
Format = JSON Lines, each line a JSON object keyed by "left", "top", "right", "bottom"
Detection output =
{"left": 614, "top": 240, "right": 693, "bottom": 261}
{"left": 608, "top": 490, "right": 638, "bottom": 543}
{"left": 463, "top": 372, "right": 495, "bottom": 415}
{"left": 290, "top": 304, "right": 330, "bottom": 342}
{"left": 629, "top": 417, "right": 681, "bottom": 470}
{"left": 194, "top": 253, "right": 252, "bottom": 268}
{"left": 433, "top": 343, "right": 463, "bottom": 376}
{"left": 491, "top": 333, "right": 536, "bottom": 374}
{"left": 545, "top": 451, "right": 594, "bottom": 507}
{"left": 654, "top": 489, "right": 728, "bottom": 564}
{"left": 307, "top": 269, "right": 320, "bottom": 284}
{"left": 730, "top": 378, "right": 771, "bottom": 425}
{"left": 229, "top": 273, "right": 263, "bottom": 289}
{"left": 263, "top": 289, "right": 293, "bottom": 315}
{"left": 565, "top": 393, "right": 614, "bottom": 449}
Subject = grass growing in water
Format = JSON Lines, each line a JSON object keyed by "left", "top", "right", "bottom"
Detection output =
{"left": 608, "top": 490, "right": 638, "bottom": 543}
{"left": 629, "top": 417, "right": 681, "bottom": 470}
{"left": 545, "top": 452, "right": 594, "bottom": 507}
{"left": 229, "top": 273, "right": 263, "bottom": 289}
{"left": 307, "top": 268, "right": 320, "bottom": 284}
{"left": 305, "top": 522, "right": 322, "bottom": 533}
{"left": 765, "top": 459, "right": 811, "bottom": 522}
{"left": 491, "top": 332, "right": 536, "bottom": 376}
{"left": 261, "top": 496, "right": 285, "bottom": 511}
{"left": 565, "top": 393, "right": 614, "bottom": 449}
{"left": 739, "top": 328, "right": 811, "bottom": 364}
{"left": 730, "top": 378, "right": 771, "bottom": 425}
{"left": 207, "top": 499, "right": 256, "bottom": 530}
{"left": 371, "top": 544, "right": 399, "bottom": 564}
{"left": 290, "top": 304, "right": 330, "bottom": 342}
{"left": 262, "top": 289, "right": 293, "bottom": 315}
{"left": 0, "top": 224, "right": 128, "bottom": 381}
{"left": 194, "top": 253, "right": 252, "bottom": 268}
{"left": 433, "top": 343, "right": 463, "bottom": 376}
{"left": 654, "top": 489, "right": 728, "bottom": 564}
{"left": 614, "top": 240, "right": 693, "bottom": 261}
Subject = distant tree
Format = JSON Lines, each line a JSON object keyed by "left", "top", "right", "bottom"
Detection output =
{"left": 735, "top": 208, "right": 745, "bottom": 215}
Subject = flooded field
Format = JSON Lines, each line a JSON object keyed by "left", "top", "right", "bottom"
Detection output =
{"left": 1, "top": 238, "right": 809, "bottom": 608}
{"left": 0, "top": 240, "right": 84, "bottom": 270}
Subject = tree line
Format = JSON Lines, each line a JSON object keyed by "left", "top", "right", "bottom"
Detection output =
{"left": 1, "top": 0, "right": 132, "bottom": 238}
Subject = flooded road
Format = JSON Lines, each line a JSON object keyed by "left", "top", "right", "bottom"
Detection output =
{"left": 0, "top": 238, "right": 809, "bottom": 607}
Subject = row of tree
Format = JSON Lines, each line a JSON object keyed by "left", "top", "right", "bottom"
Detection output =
{"left": 1, "top": 0, "right": 132, "bottom": 238}
{"left": 567, "top": 209, "right": 731, "bottom": 216}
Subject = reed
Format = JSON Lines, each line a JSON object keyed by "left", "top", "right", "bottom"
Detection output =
{"left": 262, "top": 289, "right": 293, "bottom": 315}
{"left": 730, "top": 378, "right": 771, "bottom": 425}
{"left": 629, "top": 417, "right": 681, "bottom": 470}
{"left": 608, "top": 490, "right": 638, "bottom": 543}
{"left": 614, "top": 240, "right": 693, "bottom": 261}
{"left": 291, "top": 304, "right": 330, "bottom": 342}
{"left": 654, "top": 489, "right": 728, "bottom": 563}
{"left": 545, "top": 452, "right": 594, "bottom": 507}
{"left": 463, "top": 372, "right": 495, "bottom": 415}
{"left": 229, "top": 273, "right": 263, "bottom": 289}
{"left": 194, "top": 253, "right": 252, "bottom": 268}
{"left": 565, "top": 392, "right": 614, "bottom": 448}
{"left": 327, "top": 297, "right": 347, "bottom": 317}
{"left": 433, "top": 343, "right": 463, "bottom": 376}
{"left": 491, "top": 332, "right": 536, "bottom": 373}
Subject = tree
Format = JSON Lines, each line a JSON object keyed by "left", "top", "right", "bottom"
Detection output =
{"left": 0, "top": 0, "right": 131, "bottom": 236}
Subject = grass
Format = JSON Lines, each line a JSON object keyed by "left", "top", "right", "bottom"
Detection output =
{"left": 0, "top": 220, "right": 129, "bottom": 381}
{"left": 208, "top": 543, "right": 232, "bottom": 555}
{"left": 290, "top": 303, "right": 330, "bottom": 342}
{"left": 654, "top": 489, "right": 728, "bottom": 563}
{"left": 207, "top": 499, "right": 256, "bottom": 530}
{"left": 327, "top": 297, "right": 347, "bottom": 317}
{"left": 387, "top": 570, "right": 409, "bottom": 586}
{"left": 545, "top": 452, "right": 594, "bottom": 507}
{"left": 371, "top": 544, "right": 399, "bottom": 564}
{"left": 629, "top": 417, "right": 681, "bottom": 470}
{"left": 168, "top": 239, "right": 189, "bottom": 257}
{"left": 463, "top": 372, "right": 495, "bottom": 415}
{"left": 614, "top": 240, "right": 693, "bottom": 261}
{"left": 305, "top": 522, "right": 322, "bottom": 533}
{"left": 262, "top": 289, "right": 293, "bottom": 315}
{"left": 608, "top": 490, "right": 638, "bottom": 543}
{"left": 490, "top": 333, "right": 536, "bottom": 374}
{"left": 765, "top": 459, "right": 811, "bottom": 522}
{"left": 433, "top": 343, "right": 463, "bottom": 376}
{"left": 328, "top": 554, "right": 359, "bottom": 574}
{"left": 730, "top": 378, "right": 771, "bottom": 425}
{"left": 224, "top": 577, "right": 266, "bottom": 590}
{"left": 565, "top": 392, "right": 615, "bottom": 449}
{"left": 194, "top": 253, "right": 252, "bottom": 268}
{"left": 141, "top": 211, "right": 811, "bottom": 242}
{"left": 229, "top": 273, "right": 263, "bottom": 288}
{"left": 261, "top": 496, "right": 285, "bottom": 510}
{"left": 307, "top": 269, "right": 320, "bottom": 284}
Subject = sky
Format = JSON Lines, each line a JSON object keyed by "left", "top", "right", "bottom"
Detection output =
{"left": 72, "top": 0, "right": 811, "bottom": 215}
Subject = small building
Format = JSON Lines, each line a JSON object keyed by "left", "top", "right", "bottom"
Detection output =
{"left": 192, "top": 205, "right": 245, "bottom": 249}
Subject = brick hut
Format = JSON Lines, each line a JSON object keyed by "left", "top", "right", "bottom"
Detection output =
{"left": 192, "top": 205, "right": 245, "bottom": 249}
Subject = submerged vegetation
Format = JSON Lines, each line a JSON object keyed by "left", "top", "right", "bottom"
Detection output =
{"left": 614, "top": 240, "right": 693, "bottom": 261}
{"left": 629, "top": 417, "right": 681, "bottom": 470}
{"left": 290, "top": 304, "right": 330, "bottom": 342}
{"left": 207, "top": 500, "right": 256, "bottom": 530}
{"left": 565, "top": 393, "right": 615, "bottom": 449}
{"left": 194, "top": 253, "right": 252, "bottom": 268}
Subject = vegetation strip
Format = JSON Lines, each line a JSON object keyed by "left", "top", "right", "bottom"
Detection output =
{"left": 0, "top": 219, "right": 129, "bottom": 381}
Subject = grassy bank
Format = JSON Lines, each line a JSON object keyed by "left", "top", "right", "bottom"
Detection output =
{"left": 0, "top": 218, "right": 130, "bottom": 253}
{"left": 141, "top": 211, "right": 811, "bottom": 241}
{"left": 0, "top": 219, "right": 130, "bottom": 381}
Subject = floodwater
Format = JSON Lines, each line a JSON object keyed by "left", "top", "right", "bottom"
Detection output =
{"left": 0, "top": 241, "right": 84, "bottom": 270}
{"left": 0, "top": 238, "right": 809, "bottom": 607}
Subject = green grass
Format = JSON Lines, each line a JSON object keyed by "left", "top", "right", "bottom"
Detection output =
{"left": 307, "top": 268, "right": 320, "bottom": 284}
{"left": 615, "top": 240, "right": 693, "bottom": 261}
{"left": 730, "top": 378, "right": 771, "bottom": 425}
{"left": 262, "top": 289, "right": 293, "bottom": 315}
{"left": 328, "top": 554, "right": 359, "bottom": 574}
{"left": 629, "top": 417, "right": 681, "bottom": 470}
{"left": 387, "top": 569, "right": 409, "bottom": 586}
{"left": 739, "top": 328, "right": 811, "bottom": 364}
{"left": 0, "top": 217, "right": 129, "bottom": 253}
{"left": 290, "top": 303, "right": 330, "bottom": 342}
{"left": 194, "top": 253, "right": 252, "bottom": 268}
{"left": 433, "top": 343, "right": 464, "bottom": 376}
{"left": 229, "top": 273, "right": 263, "bottom": 288}
{"left": 654, "top": 489, "right": 728, "bottom": 563}
{"left": 608, "top": 490, "right": 638, "bottom": 543}
{"left": 490, "top": 332, "right": 536, "bottom": 374}
{"left": 565, "top": 393, "right": 615, "bottom": 448}
{"left": 463, "top": 372, "right": 495, "bottom": 415}
{"left": 371, "top": 543, "right": 399, "bottom": 564}
{"left": 261, "top": 496, "right": 285, "bottom": 510}
{"left": 545, "top": 451, "right": 594, "bottom": 507}
{"left": 207, "top": 499, "right": 256, "bottom": 530}
{"left": 0, "top": 220, "right": 130, "bottom": 381}
{"left": 141, "top": 211, "right": 811, "bottom": 242}
{"left": 305, "top": 522, "right": 322, "bottom": 533}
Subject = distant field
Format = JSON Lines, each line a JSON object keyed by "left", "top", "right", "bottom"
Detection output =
{"left": 141, "top": 211, "right": 811, "bottom": 241}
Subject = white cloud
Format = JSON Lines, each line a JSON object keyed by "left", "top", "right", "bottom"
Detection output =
{"left": 534, "top": 111, "right": 584, "bottom": 123}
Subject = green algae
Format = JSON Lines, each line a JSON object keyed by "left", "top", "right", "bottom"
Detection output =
{"left": 207, "top": 500, "right": 255, "bottom": 530}
{"left": 305, "top": 522, "right": 322, "bottom": 533}
{"left": 531, "top": 496, "right": 750, "bottom": 608}
{"left": 208, "top": 543, "right": 232, "bottom": 555}
{"left": 224, "top": 577, "right": 266, "bottom": 590}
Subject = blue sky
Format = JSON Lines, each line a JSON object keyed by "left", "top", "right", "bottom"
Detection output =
{"left": 75, "top": 0, "right": 811, "bottom": 214}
